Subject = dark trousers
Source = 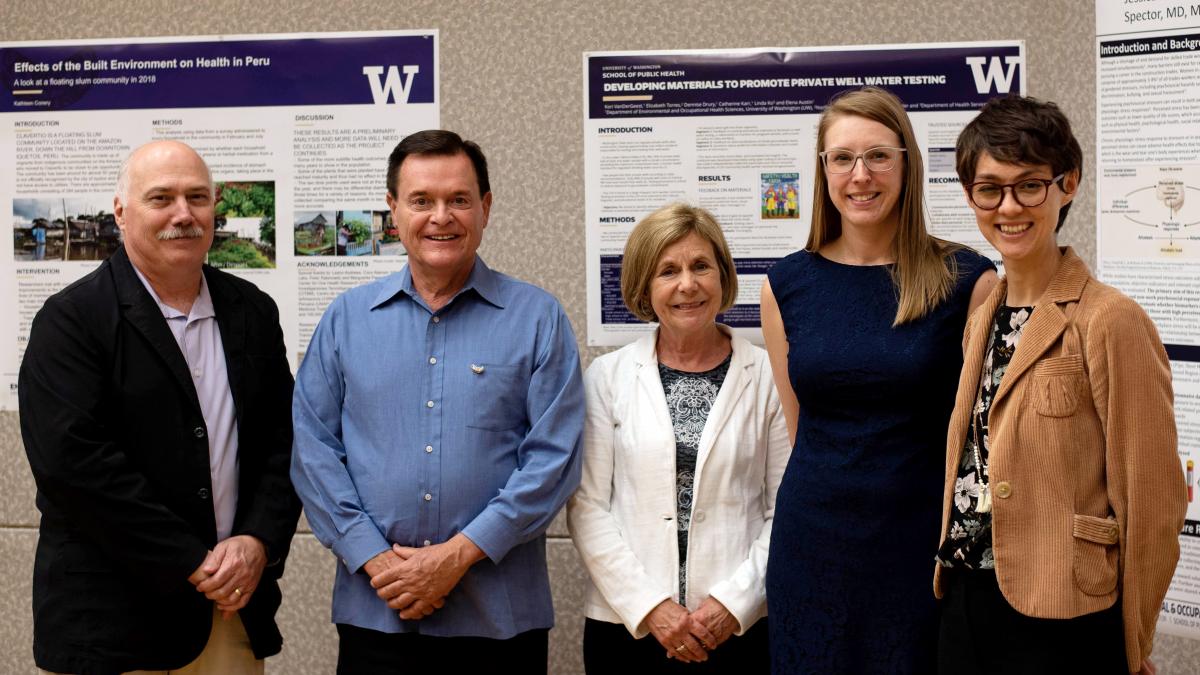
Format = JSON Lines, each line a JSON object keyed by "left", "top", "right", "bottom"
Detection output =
{"left": 336, "top": 623, "right": 549, "bottom": 674}
{"left": 938, "top": 569, "right": 1127, "bottom": 675}
{"left": 583, "top": 617, "right": 769, "bottom": 675}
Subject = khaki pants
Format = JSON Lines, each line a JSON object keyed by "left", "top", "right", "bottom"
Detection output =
{"left": 41, "top": 606, "right": 264, "bottom": 675}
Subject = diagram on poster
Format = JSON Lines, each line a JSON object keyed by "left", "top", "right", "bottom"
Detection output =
{"left": 1100, "top": 165, "right": 1200, "bottom": 259}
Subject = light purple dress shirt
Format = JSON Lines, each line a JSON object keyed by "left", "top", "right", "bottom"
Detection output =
{"left": 133, "top": 265, "right": 238, "bottom": 541}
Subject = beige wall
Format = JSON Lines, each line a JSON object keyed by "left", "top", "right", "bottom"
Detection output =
{"left": 2, "top": 1, "right": 1198, "bottom": 672}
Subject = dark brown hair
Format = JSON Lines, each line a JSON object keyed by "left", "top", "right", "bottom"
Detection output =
{"left": 955, "top": 95, "right": 1082, "bottom": 232}
{"left": 387, "top": 130, "right": 490, "bottom": 197}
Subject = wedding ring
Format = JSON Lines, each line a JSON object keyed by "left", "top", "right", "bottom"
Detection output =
{"left": 233, "top": 587, "right": 242, "bottom": 596}
{"left": 676, "top": 644, "right": 687, "bottom": 652}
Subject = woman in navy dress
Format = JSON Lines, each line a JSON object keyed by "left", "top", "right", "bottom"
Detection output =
{"left": 760, "top": 87, "right": 997, "bottom": 674}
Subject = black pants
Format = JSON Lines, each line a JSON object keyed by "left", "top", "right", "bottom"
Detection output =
{"left": 583, "top": 617, "right": 769, "bottom": 674}
{"left": 336, "top": 623, "right": 549, "bottom": 674}
{"left": 938, "top": 569, "right": 1127, "bottom": 675}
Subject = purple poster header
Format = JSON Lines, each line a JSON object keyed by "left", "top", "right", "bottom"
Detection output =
{"left": 2, "top": 33, "right": 436, "bottom": 113}
{"left": 588, "top": 44, "right": 1023, "bottom": 119}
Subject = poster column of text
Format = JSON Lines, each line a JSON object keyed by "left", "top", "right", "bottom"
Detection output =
{"left": 1097, "top": 0, "right": 1200, "bottom": 640}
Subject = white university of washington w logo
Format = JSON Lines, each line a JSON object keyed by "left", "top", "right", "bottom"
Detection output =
{"left": 964, "top": 56, "right": 1023, "bottom": 94}
{"left": 362, "top": 65, "right": 421, "bottom": 103}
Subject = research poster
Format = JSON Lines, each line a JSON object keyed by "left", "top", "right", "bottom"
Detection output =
{"left": 1096, "top": 0, "right": 1200, "bottom": 640}
{"left": 1, "top": 30, "right": 439, "bottom": 410}
{"left": 584, "top": 41, "right": 1025, "bottom": 346}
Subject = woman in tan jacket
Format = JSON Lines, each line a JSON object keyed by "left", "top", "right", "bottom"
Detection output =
{"left": 934, "top": 95, "right": 1186, "bottom": 674}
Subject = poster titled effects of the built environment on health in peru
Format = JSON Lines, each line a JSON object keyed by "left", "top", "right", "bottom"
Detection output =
{"left": 0, "top": 30, "right": 439, "bottom": 410}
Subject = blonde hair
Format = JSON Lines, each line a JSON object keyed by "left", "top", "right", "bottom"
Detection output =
{"left": 620, "top": 203, "right": 738, "bottom": 323}
{"left": 809, "top": 87, "right": 960, "bottom": 325}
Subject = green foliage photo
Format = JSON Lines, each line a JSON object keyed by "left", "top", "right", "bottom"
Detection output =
{"left": 347, "top": 218, "right": 372, "bottom": 244}
{"left": 216, "top": 182, "right": 275, "bottom": 218}
{"left": 208, "top": 238, "right": 272, "bottom": 269}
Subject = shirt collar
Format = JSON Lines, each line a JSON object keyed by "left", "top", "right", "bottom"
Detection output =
{"left": 371, "top": 255, "right": 505, "bottom": 311}
{"left": 131, "top": 263, "right": 215, "bottom": 322}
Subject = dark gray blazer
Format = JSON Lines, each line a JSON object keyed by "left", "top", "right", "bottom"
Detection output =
{"left": 20, "top": 245, "right": 300, "bottom": 675}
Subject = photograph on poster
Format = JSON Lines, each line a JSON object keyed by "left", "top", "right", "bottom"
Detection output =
{"left": 760, "top": 172, "right": 799, "bottom": 219}
{"left": 294, "top": 209, "right": 401, "bottom": 257}
{"left": 209, "top": 180, "right": 275, "bottom": 269}
{"left": 294, "top": 210, "right": 335, "bottom": 255}
{"left": 337, "top": 209, "right": 374, "bottom": 257}
{"left": 12, "top": 196, "right": 120, "bottom": 262}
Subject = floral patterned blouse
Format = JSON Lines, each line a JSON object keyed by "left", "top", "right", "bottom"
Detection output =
{"left": 936, "top": 304, "right": 1034, "bottom": 569}
{"left": 658, "top": 354, "right": 731, "bottom": 601}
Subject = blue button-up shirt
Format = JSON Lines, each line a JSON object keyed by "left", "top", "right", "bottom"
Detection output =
{"left": 291, "top": 257, "right": 584, "bottom": 638}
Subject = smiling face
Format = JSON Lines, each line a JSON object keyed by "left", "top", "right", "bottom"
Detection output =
{"left": 386, "top": 151, "right": 492, "bottom": 286}
{"left": 822, "top": 114, "right": 905, "bottom": 235}
{"left": 648, "top": 231, "right": 723, "bottom": 340}
{"left": 969, "top": 153, "right": 1076, "bottom": 270}
{"left": 113, "top": 141, "right": 215, "bottom": 278}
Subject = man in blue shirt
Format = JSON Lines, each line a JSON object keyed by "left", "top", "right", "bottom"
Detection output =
{"left": 291, "top": 130, "right": 585, "bottom": 673}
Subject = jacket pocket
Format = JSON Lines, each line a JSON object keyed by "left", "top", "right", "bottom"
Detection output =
{"left": 1072, "top": 513, "right": 1120, "bottom": 596}
{"left": 1032, "top": 355, "right": 1086, "bottom": 418}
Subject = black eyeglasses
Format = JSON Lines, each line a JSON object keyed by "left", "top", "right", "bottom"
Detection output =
{"left": 965, "top": 173, "right": 1067, "bottom": 210}
{"left": 818, "top": 146, "right": 906, "bottom": 174}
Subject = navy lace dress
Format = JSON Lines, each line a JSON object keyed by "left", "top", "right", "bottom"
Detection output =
{"left": 765, "top": 248, "right": 993, "bottom": 674}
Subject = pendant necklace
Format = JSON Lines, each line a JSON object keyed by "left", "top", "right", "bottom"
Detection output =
{"left": 971, "top": 410, "right": 991, "bottom": 513}
{"left": 970, "top": 328, "right": 994, "bottom": 514}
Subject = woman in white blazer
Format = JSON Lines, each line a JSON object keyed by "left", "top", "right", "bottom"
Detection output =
{"left": 567, "top": 204, "right": 789, "bottom": 673}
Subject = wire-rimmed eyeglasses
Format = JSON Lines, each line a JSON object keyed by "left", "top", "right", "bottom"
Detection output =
{"left": 819, "top": 146, "right": 907, "bottom": 174}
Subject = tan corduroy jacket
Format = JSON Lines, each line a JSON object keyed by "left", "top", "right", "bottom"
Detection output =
{"left": 933, "top": 248, "right": 1186, "bottom": 672}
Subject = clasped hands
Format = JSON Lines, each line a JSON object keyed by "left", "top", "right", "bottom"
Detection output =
{"left": 187, "top": 534, "right": 268, "bottom": 620}
{"left": 643, "top": 597, "right": 739, "bottom": 664}
{"left": 364, "top": 533, "right": 484, "bottom": 620}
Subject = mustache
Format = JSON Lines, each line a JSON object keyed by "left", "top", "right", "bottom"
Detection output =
{"left": 156, "top": 225, "right": 206, "bottom": 241}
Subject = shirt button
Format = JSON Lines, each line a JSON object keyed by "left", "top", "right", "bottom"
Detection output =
{"left": 994, "top": 481, "right": 1012, "bottom": 499}
{"left": 192, "top": 368, "right": 202, "bottom": 378}
{"left": 425, "top": 445, "right": 433, "bottom": 453}
{"left": 197, "top": 488, "right": 210, "bottom": 500}
{"left": 423, "top": 539, "right": 432, "bottom": 546}
{"left": 193, "top": 426, "right": 206, "bottom": 439}
{"left": 693, "top": 511, "right": 706, "bottom": 523}
{"left": 426, "top": 400, "right": 435, "bottom": 408}
{"left": 432, "top": 316, "right": 440, "bottom": 324}
{"left": 429, "top": 357, "right": 437, "bottom": 364}
{"left": 424, "top": 493, "right": 432, "bottom": 501}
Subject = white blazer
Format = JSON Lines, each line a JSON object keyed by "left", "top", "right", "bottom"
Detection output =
{"left": 567, "top": 326, "right": 790, "bottom": 637}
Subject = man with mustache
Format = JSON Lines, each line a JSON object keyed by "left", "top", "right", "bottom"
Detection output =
{"left": 20, "top": 140, "right": 300, "bottom": 674}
